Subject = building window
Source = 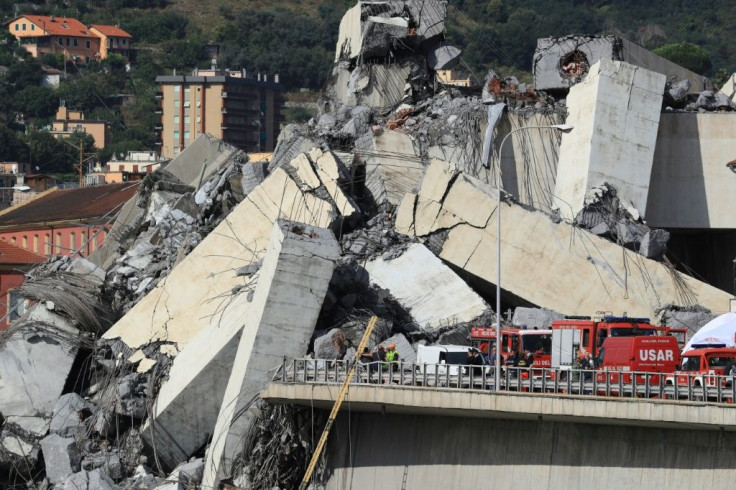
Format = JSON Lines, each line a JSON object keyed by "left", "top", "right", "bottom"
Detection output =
{"left": 59, "top": 37, "right": 63, "bottom": 45}
{"left": 80, "top": 231, "right": 86, "bottom": 250}
{"left": 22, "top": 23, "right": 26, "bottom": 31}
{"left": 173, "top": 146, "right": 179, "bottom": 155}
{"left": 33, "top": 235, "right": 39, "bottom": 253}
{"left": 174, "top": 115, "right": 179, "bottom": 124}
{"left": 15, "top": 25, "right": 18, "bottom": 31}
{"left": 196, "top": 116, "right": 201, "bottom": 123}
{"left": 55, "top": 233, "right": 62, "bottom": 254}
{"left": 184, "top": 116, "right": 190, "bottom": 124}
{"left": 122, "top": 38, "right": 127, "bottom": 45}
{"left": 69, "top": 232, "right": 75, "bottom": 251}
{"left": 31, "top": 24, "right": 35, "bottom": 31}
{"left": 184, "top": 131, "right": 190, "bottom": 141}
{"left": 86, "top": 40, "right": 90, "bottom": 49}
{"left": 22, "top": 236, "right": 27, "bottom": 249}
{"left": 73, "top": 38, "right": 78, "bottom": 47}
{"left": 8, "top": 290, "right": 27, "bottom": 322}
{"left": 66, "top": 37, "right": 71, "bottom": 46}
{"left": 173, "top": 130, "right": 179, "bottom": 140}
{"left": 174, "top": 99, "right": 179, "bottom": 108}
{"left": 44, "top": 236, "right": 51, "bottom": 255}
{"left": 174, "top": 85, "right": 180, "bottom": 93}
{"left": 11, "top": 237, "right": 16, "bottom": 246}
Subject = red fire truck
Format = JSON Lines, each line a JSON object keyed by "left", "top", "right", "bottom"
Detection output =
{"left": 470, "top": 327, "right": 553, "bottom": 367}
{"left": 595, "top": 336, "right": 680, "bottom": 386}
{"left": 665, "top": 346, "right": 736, "bottom": 388}
{"left": 551, "top": 315, "right": 684, "bottom": 358}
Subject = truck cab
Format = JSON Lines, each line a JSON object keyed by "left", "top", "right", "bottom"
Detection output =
{"left": 666, "top": 346, "right": 736, "bottom": 388}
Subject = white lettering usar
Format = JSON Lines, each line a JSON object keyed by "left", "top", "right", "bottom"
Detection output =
{"left": 639, "top": 349, "right": 674, "bottom": 362}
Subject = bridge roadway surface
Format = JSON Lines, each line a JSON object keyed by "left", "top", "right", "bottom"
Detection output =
{"left": 262, "top": 381, "right": 736, "bottom": 489}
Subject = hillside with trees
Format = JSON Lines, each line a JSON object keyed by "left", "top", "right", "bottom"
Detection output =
{"left": 0, "top": 0, "right": 735, "bottom": 174}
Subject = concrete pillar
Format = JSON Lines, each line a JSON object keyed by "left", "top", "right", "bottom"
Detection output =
{"left": 553, "top": 58, "right": 666, "bottom": 220}
{"left": 201, "top": 219, "right": 339, "bottom": 487}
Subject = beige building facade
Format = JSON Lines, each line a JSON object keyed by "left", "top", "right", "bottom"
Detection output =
{"left": 155, "top": 70, "right": 284, "bottom": 159}
{"left": 50, "top": 106, "right": 110, "bottom": 149}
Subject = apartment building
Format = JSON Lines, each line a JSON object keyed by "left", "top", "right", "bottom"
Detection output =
{"left": 7, "top": 15, "right": 132, "bottom": 63}
{"left": 155, "top": 69, "right": 284, "bottom": 158}
{"left": 50, "top": 105, "right": 110, "bottom": 149}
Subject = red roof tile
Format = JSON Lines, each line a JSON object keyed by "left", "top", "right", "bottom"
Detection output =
{"left": 20, "top": 15, "right": 96, "bottom": 38}
{"left": 0, "top": 183, "right": 139, "bottom": 228}
{"left": 0, "top": 240, "right": 45, "bottom": 265}
{"left": 91, "top": 24, "right": 132, "bottom": 38}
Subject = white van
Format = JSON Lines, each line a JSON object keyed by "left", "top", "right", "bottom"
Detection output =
{"left": 416, "top": 344, "right": 488, "bottom": 377}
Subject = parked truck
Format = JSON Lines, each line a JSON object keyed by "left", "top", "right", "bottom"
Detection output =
{"left": 665, "top": 346, "right": 736, "bottom": 388}
{"left": 470, "top": 327, "right": 553, "bottom": 367}
{"left": 595, "top": 336, "right": 680, "bottom": 386}
{"left": 551, "top": 314, "right": 685, "bottom": 358}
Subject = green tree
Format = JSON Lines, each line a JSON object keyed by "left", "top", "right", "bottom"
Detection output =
{"left": 13, "top": 85, "right": 58, "bottom": 120}
{"left": 652, "top": 42, "right": 713, "bottom": 74}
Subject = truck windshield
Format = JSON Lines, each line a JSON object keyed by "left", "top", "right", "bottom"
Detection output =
{"left": 708, "top": 356, "right": 736, "bottom": 368}
{"left": 522, "top": 334, "right": 552, "bottom": 354}
{"left": 609, "top": 327, "right": 656, "bottom": 337}
{"left": 680, "top": 356, "right": 700, "bottom": 371}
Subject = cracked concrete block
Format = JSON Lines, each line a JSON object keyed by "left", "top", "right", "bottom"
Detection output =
{"left": 512, "top": 307, "right": 564, "bottom": 329}
{"left": 165, "top": 134, "right": 247, "bottom": 187}
{"left": 60, "top": 469, "right": 117, "bottom": 490}
{"left": 0, "top": 324, "right": 79, "bottom": 420}
{"left": 40, "top": 434, "right": 81, "bottom": 484}
{"left": 553, "top": 59, "right": 666, "bottom": 220}
{"left": 50, "top": 394, "right": 95, "bottom": 438}
{"left": 289, "top": 153, "right": 322, "bottom": 191}
{"left": 315, "top": 151, "right": 359, "bottom": 218}
{"left": 357, "top": 130, "right": 425, "bottom": 207}
{"left": 103, "top": 165, "right": 343, "bottom": 351}
{"left": 366, "top": 243, "right": 489, "bottom": 329}
{"left": 428, "top": 44, "right": 462, "bottom": 70}
{"left": 4, "top": 416, "right": 49, "bottom": 438}
{"left": 81, "top": 452, "right": 123, "bottom": 480}
{"left": 533, "top": 35, "right": 708, "bottom": 93}
{"left": 314, "top": 329, "right": 348, "bottom": 359}
{"left": 395, "top": 193, "right": 417, "bottom": 236}
{"left": 400, "top": 160, "right": 730, "bottom": 319}
{"left": 335, "top": 3, "right": 362, "bottom": 61}
{"left": 407, "top": 0, "right": 446, "bottom": 41}
{"left": 202, "top": 220, "right": 339, "bottom": 487}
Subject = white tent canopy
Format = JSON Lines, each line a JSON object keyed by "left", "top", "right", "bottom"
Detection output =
{"left": 683, "top": 312, "right": 736, "bottom": 352}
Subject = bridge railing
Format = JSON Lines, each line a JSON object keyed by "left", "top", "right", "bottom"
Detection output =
{"left": 273, "top": 358, "right": 736, "bottom": 404}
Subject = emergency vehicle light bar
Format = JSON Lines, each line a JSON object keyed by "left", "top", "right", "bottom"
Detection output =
{"left": 603, "top": 316, "right": 650, "bottom": 323}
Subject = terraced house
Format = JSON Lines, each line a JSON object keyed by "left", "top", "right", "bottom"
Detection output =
{"left": 7, "top": 15, "right": 132, "bottom": 63}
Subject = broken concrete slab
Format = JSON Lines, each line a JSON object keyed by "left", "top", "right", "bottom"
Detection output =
{"left": 202, "top": 220, "right": 339, "bottom": 487}
{"left": 40, "top": 434, "right": 81, "bottom": 484}
{"left": 428, "top": 44, "right": 462, "bottom": 71}
{"left": 103, "top": 162, "right": 345, "bottom": 351}
{"left": 50, "top": 394, "right": 96, "bottom": 438}
{"left": 314, "top": 329, "right": 349, "bottom": 359}
{"left": 398, "top": 159, "right": 731, "bottom": 319}
{"left": 512, "top": 307, "right": 564, "bottom": 329}
{"left": 365, "top": 243, "right": 489, "bottom": 329}
{"left": 59, "top": 468, "right": 117, "bottom": 490}
{"left": 533, "top": 35, "right": 709, "bottom": 93}
{"left": 165, "top": 134, "right": 248, "bottom": 188}
{"left": 0, "top": 322, "right": 79, "bottom": 420}
{"left": 638, "top": 229, "right": 670, "bottom": 260}
{"left": 553, "top": 59, "right": 666, "bottom": 220}
{"left": 356, "top": 130, "right": 425, "bottom": 207}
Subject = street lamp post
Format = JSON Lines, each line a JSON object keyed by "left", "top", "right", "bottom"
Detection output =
{"left": 493, "top": 123, "right": 573, "bottom": 391}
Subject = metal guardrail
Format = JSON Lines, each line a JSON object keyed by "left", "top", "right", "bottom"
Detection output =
{"left": 273, "top": 359, "right": 736, "bottom": 405}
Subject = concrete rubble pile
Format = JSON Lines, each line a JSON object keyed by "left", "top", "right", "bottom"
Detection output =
{"left": 2, "top": 1, "right": 734, "bottom": 489}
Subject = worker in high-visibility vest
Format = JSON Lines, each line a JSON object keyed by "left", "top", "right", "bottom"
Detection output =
{"left": 385, "top": 343, "right": 400, "bottom": 369}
